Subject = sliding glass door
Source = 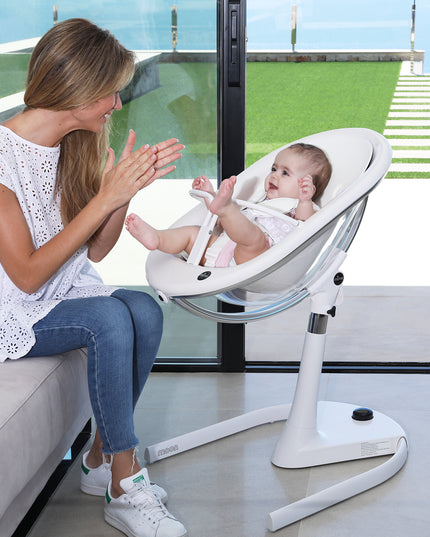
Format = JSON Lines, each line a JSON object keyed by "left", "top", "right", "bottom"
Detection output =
{"left": 0, "top": 0, "right": 247, "bottom": 369}
{"left": 244, "top": 0, "right": 429, "bottom": 370}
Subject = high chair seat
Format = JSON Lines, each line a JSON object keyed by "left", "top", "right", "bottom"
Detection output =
{"left": 144, "top": 128, "right": 407, "bottom": 533}
{"left": 146, "top": 128, "right": 384, "bottom": 316}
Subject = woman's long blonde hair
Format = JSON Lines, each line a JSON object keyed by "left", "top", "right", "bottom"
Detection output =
{"left": 24, "top": 19, "right": 135, "bottom": 239}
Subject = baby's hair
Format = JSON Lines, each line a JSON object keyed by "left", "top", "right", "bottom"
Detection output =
{"left": 288, "top": 143, "right": 332, "bottom": 201}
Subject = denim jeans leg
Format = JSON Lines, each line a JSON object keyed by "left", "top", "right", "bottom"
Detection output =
{"left": 25, "top": 291, "right": 162, "bottom": 454}
{"left": 111, "top": 289, "right": 163, "bottom": 408}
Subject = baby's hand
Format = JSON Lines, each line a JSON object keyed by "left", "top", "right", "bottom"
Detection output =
{"left": 298, "top": 174, "right": 316, "bottom": 201}
{"left": 192, "top": 175, "right": 215, "bottom": 194}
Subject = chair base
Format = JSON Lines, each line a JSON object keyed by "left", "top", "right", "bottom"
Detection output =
{"left": 272, "top": 400, "right": 406, "bottom": 468}
{"left": 268, "top": 435, "right": 407, "bottom": 531}
{"left": 144, "top": 400, "right": 407, "bottom": 532}
{"left": 144, "top": 403, "right": 291, "bottom": 464}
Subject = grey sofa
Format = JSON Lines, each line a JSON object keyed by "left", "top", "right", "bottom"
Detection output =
{"left": 0, "top": 349, "right": 92, "bottom": 537}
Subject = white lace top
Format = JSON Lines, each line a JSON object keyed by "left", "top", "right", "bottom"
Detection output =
{"left": 0, "top": 126, "right": 115, "bottom": 362}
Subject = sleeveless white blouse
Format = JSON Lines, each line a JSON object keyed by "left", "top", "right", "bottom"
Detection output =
{"left": 0, "top": 126, "right": 115, "bottom": 361}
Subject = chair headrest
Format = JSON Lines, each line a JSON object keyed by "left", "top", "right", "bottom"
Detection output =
{"left": 233, "top": 129, "right": 373, "bottom": 208}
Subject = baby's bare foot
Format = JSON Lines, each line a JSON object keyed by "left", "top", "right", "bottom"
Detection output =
{"left": 209, "top": 175, "right": 237, "bottom": 215}
{"left": 125, "top": 214, "right": 160, "bottom": 250}
{"left": 192, "top": 175, "right": 215, "bottom": 195}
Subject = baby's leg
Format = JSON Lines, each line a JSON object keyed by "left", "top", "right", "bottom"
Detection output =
{"left": 126, "top": 214, "right": 199, "bottom": 255}
{"left": 210, "top": 177, "right": 269, "bottom": 264}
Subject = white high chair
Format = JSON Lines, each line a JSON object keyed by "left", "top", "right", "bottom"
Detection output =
{"left": 144, "top": 128, "right": 407, "bottom": 531}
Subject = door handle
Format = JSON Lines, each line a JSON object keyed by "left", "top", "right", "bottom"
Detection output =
{"left": 228, "top": 2, "right": 241, "bottom": 86}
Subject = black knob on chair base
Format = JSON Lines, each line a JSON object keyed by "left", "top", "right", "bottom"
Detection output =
{"left": 352, "top": 407, "right": 374, "bottom": 421}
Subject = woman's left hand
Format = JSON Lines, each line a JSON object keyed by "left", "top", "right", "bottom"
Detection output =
{"left": 117, "top": 131, "right": 184, "bottom": 185}
{"left": 151, "top": 138, "right": 184, "bottom": 179}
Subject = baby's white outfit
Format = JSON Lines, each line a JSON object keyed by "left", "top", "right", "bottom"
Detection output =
{"left": 204, "top": 197, "right": 316, "bottom": 268}
{"left": 0, "top": 126, "right": 115, "bottom": 361}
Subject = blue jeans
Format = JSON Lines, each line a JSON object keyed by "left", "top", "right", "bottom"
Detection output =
{"left": 25, "top": 289, "right": 163, "bottom": 454}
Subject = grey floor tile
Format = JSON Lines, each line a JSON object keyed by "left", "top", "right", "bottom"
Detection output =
{"left": 27, "top": 371, "right": 430, "bottom": 537}
{"left": 136, "top": 372, "right": 329, "bottom": 413}
{"left": 324, "top": 373, "right": 430, "bottom": 412}
{"left": 246, "top": 286, "right": 430, "bottom": 363}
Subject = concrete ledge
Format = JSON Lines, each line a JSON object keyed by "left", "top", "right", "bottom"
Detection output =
{"left": 133, "top": 49, "right": 423, "bottom": 64}
{"left": 0, "top": 53, "right": 163, "bottom": 120}
{"left": 0, "top": 38, "right": 39, "bottom": 54}
{"left": 120, "top": 54, "right": 161, "bottom": 104}
{"left": 1, "top": 48, "right": 424, "bottom": 122}
{"left": 246, "top": 49, "right": 425, "bottom": 63}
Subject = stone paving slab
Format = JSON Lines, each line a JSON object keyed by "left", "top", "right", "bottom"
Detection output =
{"left": 384, "top": 128, "right": 430, "bottom": 136}
{"left": 397, "top": 84, "right": 430, "bottom": 88}
{"left": 392, "top": 98, "right": 430, "bottom": 103}
{"left": 399, "top": 60, "right": 423, "bottom": 75}
{"left": 392, "top": 150, "right": 430, "bottom": 158}
{"left": 386, "top": 119, "right": 430, "bottom": 126}
{"left": 389, "top": 111, "right": 430, "bottom": 117}
{"left": 399, "top": 76, "right": 430, "bottom": 80}
{"left": 394, "top": 91, "right": 430, "bottom": 97}
{"left": 389, "top": 163, "right": 430, "bottom": 171}
{"left": 391, "top": 105, "right": 430, "bottom": 110}
{"left": 386, "top": 62, "right": 430, "bottom": 177}
{"left": 387, "top": 139, "right": 430, "bottom": 146}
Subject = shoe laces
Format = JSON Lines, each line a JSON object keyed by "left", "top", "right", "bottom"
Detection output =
{"left": 128, "top": 485, "right": 169, "bottom": 523}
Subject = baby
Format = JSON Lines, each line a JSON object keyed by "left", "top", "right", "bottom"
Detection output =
{"left": 126, "top": 143, "right": 332, "bottom": 267}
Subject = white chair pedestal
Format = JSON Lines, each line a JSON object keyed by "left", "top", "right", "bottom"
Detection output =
{"left": 145, "top": 249, "right": 408, "bottom": 531}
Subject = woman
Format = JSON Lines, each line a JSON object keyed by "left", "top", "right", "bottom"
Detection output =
{"left": 0, "top": 18, "right": 186, "bottom": 537}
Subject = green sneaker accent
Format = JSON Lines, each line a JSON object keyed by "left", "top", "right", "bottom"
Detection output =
{"left": 105, "top": 489, "right": 111, "bottom": 503}
{"left": 81, "top": 463, "right": 90, "bottom": 475}
{"left": 133, "top": 474, "right": 147, "bottom": 486}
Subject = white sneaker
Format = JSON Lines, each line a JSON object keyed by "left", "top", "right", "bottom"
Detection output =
{"left": 80, "top": 450, "right": 112, "bottom": 495}
{"left": 80, "top": 451, "right": 168, "bottom": 503}
{"left": 104, "top": 468, "right": 187, "bottom": 537}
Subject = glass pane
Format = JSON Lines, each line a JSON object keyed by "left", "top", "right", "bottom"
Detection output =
{"left": 0, "top": 1, "right": 219, "bottom": 363}
{"left": 245, "top": 0, "right": 429, "bottom": 365}
{"left": 247, "top": 0, "right": 429, "bottom": 71}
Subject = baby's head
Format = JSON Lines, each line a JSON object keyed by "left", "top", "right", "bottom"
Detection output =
{"left": 265, "top": 144, "right": 331, "bottom": 202}
{"left": 286, "top": 143, "right": 332, "bottom": 201}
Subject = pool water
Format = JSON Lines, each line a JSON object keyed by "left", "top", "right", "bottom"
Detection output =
{"left": 1, "top": 0, "right": 428, "bottom": 64}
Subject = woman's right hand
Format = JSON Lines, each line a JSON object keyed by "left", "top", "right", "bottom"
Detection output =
{"left": 98, "top": 131, "right": 157, "bottom": 211}
{"left": 98, "top": 130, "right": 184, "bottom": 212}
{"left": 87, "top": 132, "right": 184, "bottom": 262}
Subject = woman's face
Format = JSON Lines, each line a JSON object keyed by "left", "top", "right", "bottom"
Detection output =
{"left": 72, "top": 92, "right": 122, "bottom": 132}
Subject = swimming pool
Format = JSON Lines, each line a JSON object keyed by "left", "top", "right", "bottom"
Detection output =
{"left": 1, "top": 0, "right": 428, "bottom": 63}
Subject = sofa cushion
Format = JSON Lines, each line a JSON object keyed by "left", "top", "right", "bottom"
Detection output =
{"left": 0, "top": 349, "right": 92, "bottom": 534}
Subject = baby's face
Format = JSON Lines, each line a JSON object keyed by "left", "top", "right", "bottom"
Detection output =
{"left": 264, "top": 148, "right": 312, "bottom": 200}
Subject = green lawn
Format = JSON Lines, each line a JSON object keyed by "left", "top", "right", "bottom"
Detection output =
{"left": 111, "top": 60, "right": 401, "bottom": 176}
{"left": 0, "top": 56, "right": 401, "bottom": 176}
{"left": 246, "top": 61, "right": 401, "bottom": 166}
{"left": 0, "top": 54, "right": 30, "bottom": 98}
{"left": 110, "top": 62, "right": 218, "bottom": 179}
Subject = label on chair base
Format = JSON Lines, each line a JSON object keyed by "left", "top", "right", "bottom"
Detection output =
{"left": 361, "top": 439, "right": 392, "bottom": 457}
